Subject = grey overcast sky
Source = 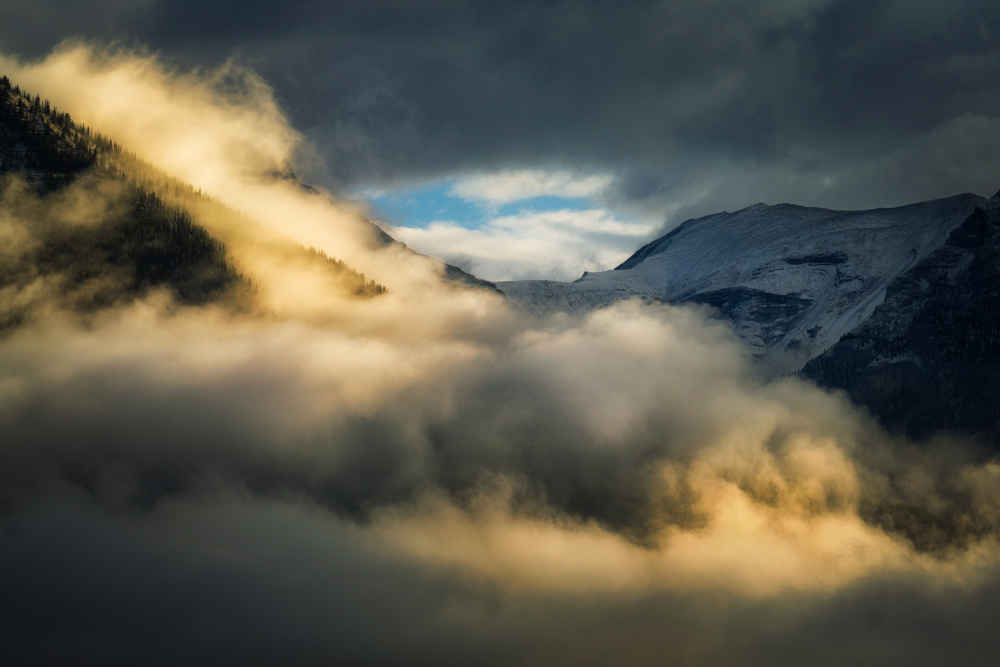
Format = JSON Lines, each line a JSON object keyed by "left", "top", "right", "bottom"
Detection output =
{"left": 3, "top": 0, "right": 1000, "bottom": 276}
{"left": 8, "top": 6, "right": 1000, "bottom": 665}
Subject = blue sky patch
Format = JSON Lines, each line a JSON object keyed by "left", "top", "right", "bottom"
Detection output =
{"left": 363, "top": 180, "right": 598, "bottom": 230}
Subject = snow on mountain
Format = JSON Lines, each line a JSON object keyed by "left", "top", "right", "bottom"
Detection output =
{"left": 498, "top": 194, "right": 985, "bottom": 373}
{"left": 802, "top": 192, "right": 1000, "bottom": 444}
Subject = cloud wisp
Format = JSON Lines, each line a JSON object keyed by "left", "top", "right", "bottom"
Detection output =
{"left": 377, "top": 169, "right": 654, "bottom": 281}
{"left": 390, "top": 201, "right": 657, "bottom": 281}
{"left": 3, "top": 43, "right": 1000, "bottom": 666}
{"left": 449, "top": 169, "right": 614, "bottom": 205}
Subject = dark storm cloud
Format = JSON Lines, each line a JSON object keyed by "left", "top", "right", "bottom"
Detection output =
{"left": 5, "top": 26, "right": 1000, "bottom": 667}
{"left": 0, "top": 1, "right": 149, "bottom": 57}
{"left": 5, "top": 498, "right": 1000, "bottom": 666}
{"left": 6, "top": 1, "right": 1000, "bottom": 221}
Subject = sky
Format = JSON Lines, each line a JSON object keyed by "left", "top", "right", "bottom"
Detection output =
{"left": 4, "top": 0, "right": 1000, "bottom": 280}
{"left": 4, "top": 4, "right": 1000, "bottom": 666}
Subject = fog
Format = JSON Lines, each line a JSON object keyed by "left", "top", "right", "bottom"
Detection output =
{"left": 2, "top": 43, "right": 1000, "bottom": 665}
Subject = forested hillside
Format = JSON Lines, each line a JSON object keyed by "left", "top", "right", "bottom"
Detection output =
{"left": 0, "top": 75, "right": 385, "bottom": 326}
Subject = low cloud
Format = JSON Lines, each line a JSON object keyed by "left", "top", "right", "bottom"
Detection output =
{"left": 391, "top": 207, "right": 655, "bottom": 281}
{"left": 3, "top": 42, "right": 1000, "bottom": 665}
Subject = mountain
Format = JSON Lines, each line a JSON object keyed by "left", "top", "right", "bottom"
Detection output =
{"left": 0, "top": 75, "right": 393, "bottom": 325}
{"left": 270, "top": 165, "right": 499, "bottom": 293}
{"left": 6, "top": 72, "right": 994, "bottom": 444}
{"left": 499, "top": 195, "right": 985, "bottom": 374}
{"left": 498, "top": 191, "right": 1000, "bottom": 444}
{"left": 0, "top": 73, "right": 497, "bottom": 332}
{"left": 0, "top": 76, "right": 250, "bottom": 323}
{"left": 802, "top": 193, "right": 1000, "bottom": 445}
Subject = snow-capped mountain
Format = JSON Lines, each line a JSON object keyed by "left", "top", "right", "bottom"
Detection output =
{"left": 499, "top": 195, "right": 985, "bottom": 373}
{"left": 803, "top": 192, "right": 1000, "bottom": 444}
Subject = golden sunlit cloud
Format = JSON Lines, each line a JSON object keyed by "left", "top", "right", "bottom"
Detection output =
{"left": 3, "top": 40, "right": 1000, "bottom": 666}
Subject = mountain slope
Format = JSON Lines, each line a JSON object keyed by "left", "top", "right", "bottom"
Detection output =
{"left": 802, "top": 193, "right": 1000, "bottom": 445}
{"left": 0, "top": 75, "right": 251, "bottom": 319}
{"left": 499, "top": 195, "right": 984, "bottom": 373}
{"left": 0, "top": 75, "right": 392, "bottom": 325}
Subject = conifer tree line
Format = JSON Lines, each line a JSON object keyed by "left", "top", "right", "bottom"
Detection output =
{"left": 0, "top": 73, "right": 387, "bottom": 313}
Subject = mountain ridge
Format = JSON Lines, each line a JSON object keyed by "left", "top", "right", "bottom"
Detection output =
{"left": 499, "top": 194, "right": 985, "bottom": 373}
{"left": 5, "top": 71, "right": 996, "bottom": 444}
{"left": 802, "top": 193, "right": 1000, "bottom": 445}
{"left": 0, "top": 74, "right": 392, "bottom": 324}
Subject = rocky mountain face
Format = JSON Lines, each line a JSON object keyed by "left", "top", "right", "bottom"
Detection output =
{"left": 499, "top": 195, "right": 985, "bottom": 374}
{"left": 498, "top": 191, "right": 1000, "bottom": 445}
{"left": 6, "top": 73, "right": 995, "bottom": 444}
{"left": 802, "top": 194, "right": 1000, "bottom": 446}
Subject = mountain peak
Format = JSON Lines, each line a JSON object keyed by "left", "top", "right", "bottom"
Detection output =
{"left": 499, "top": 193, "right": 985, "bottom": 373}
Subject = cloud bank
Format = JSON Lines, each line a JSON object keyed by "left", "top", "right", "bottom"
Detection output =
{"left": 2, "top": 44, "right": 1000, "bottom": 666}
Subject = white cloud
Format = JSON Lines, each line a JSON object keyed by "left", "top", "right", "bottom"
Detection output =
{"left": 449, "top": 169, "right": 614, "bottom": 204}
{"left": 391, "top": 208, "right": 657, "bottom": 282}
{"left": 9, "top": 40, "right": 1000, "bottom": 667}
